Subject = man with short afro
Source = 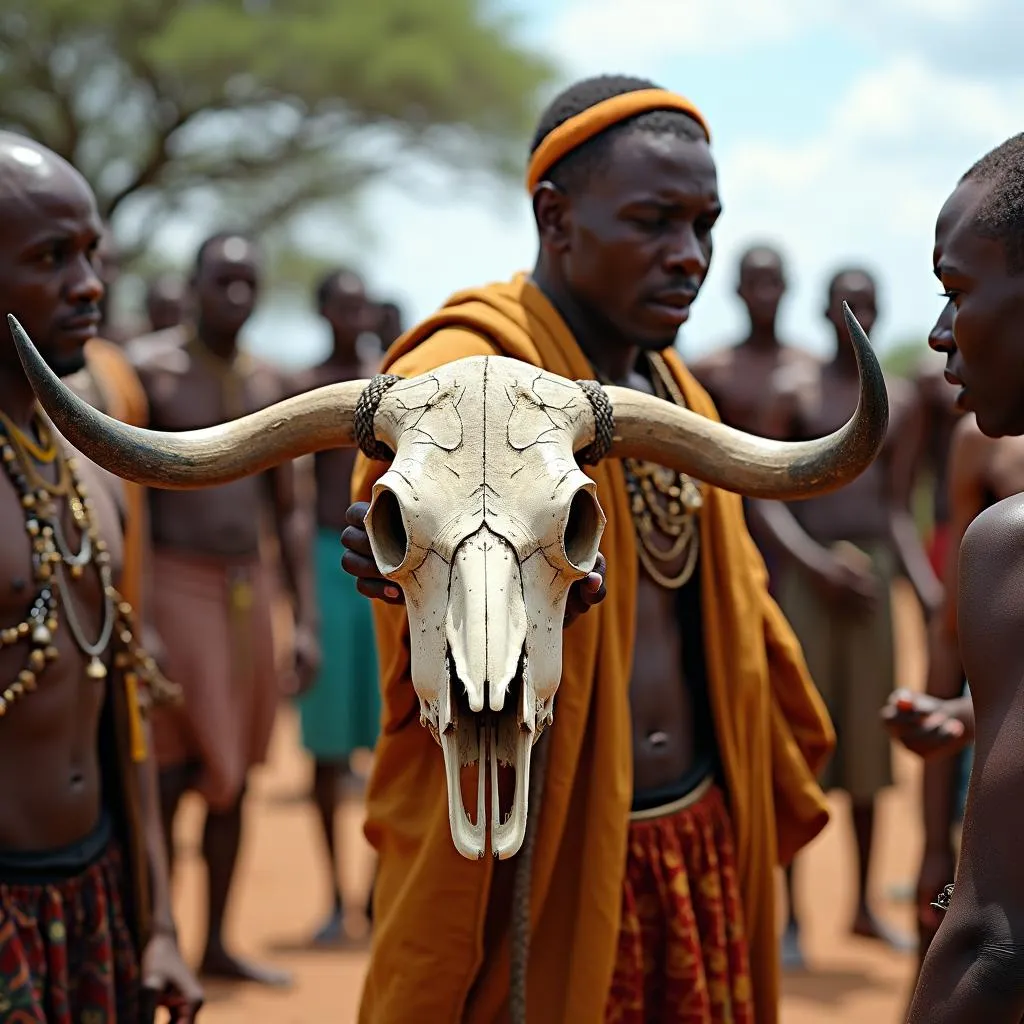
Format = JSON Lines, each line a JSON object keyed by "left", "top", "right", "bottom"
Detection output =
{"left": 343, "top": 74, "right": 836, "bottom": 1024}
{"left": 882, "top": 131, "right": 1024, "bottom": 1021}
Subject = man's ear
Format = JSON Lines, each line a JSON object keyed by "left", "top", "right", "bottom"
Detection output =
{"left": 532, "top": 183, "right": 572, "bottom": 256}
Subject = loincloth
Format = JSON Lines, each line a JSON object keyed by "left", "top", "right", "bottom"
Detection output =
{"left": 776, "top": 540, "right": 896, "bottom": 802}
{"left": 606, "top": 776, "right": 755, "bottom": 1024}
{"left": 149, "top": 547, "right": 281, "bottom": 810}
{"left": 294, "top": 528, "right": 381, "bottom": 760}
{"left": 0, "top": 812, "right": 140, "bottom": 1022}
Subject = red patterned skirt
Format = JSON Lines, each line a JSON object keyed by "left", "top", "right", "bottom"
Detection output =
{"left": 0, "top": 833, "right": 140, "bottom": 1023}
{"left": 606, "top": 778, "right": 755, "bottom": 1024}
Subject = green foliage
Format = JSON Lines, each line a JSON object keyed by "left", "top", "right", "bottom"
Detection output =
{"left": 0, "top": 0, "right": 554, "bottom": 260}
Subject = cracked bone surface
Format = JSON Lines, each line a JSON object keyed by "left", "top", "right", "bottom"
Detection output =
{"left": 10, "top": 307, "right": 888, "bottom": 860}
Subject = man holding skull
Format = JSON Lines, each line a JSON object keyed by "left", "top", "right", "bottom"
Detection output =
{"left": 340, "top": 75, "right": 872, "bottom": 1023}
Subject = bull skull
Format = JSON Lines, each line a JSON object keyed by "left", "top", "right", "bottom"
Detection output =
{"left": 7, "top": 306, "right": 888, "bottom": 861}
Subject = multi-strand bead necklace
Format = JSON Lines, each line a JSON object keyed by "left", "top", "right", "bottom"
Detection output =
{"left": 0, "top": 407, "right": 175, "bottom": 715}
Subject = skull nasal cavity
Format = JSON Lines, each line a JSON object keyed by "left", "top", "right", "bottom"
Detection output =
{"left": 563, "top": 489, "right": 602, "bottom": 570}
{"left": 367, "top": 488, "right": 408, "bottom": 571}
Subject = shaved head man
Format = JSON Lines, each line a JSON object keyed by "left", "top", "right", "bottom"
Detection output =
{"left": 0, "top": 130, "right": 201, "bottom": 1021}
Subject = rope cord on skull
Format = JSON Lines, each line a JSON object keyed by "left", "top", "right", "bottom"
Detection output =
{"left": 355, "top": 373, "right": 402, "bottom": 461}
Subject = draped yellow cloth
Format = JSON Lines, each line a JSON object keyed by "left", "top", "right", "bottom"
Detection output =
{"left": 351, "top": 274, "right": 834, "bottom": 1024}
{"left": 83, "top": 338, "right": 150, "bottom": 616}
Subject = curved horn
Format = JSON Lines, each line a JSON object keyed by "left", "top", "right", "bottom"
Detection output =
{"left": 604, "top": 303, "right": 889, "bottom": 500}
{"left": 8, "top": 315, "right": 368, "bottom": 490}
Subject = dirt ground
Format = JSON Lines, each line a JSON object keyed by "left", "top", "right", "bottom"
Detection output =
{"left": 167, "top": 581, "right": 929, "bottom": 1024}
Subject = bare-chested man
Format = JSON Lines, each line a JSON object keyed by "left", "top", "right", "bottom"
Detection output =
{"left": 692, "top": 245, "right": 819, "bottom": 440}
{"left": 290, "top": 267, "right": 380, "bottom": 946}
{"left": 692, "top": 246, "right": 821, "bottom": 600}
{"left": 0, "top": 131, "right": 201, "bottom": 1020}
{"left": 132, "top": 232, "right": 321, "bottom": 986}
{"left": 752, "top": 268, "right": 942, "bottom": 963}
{"left": 883, "top": 304, "right": 1024, "bottom": 943}
{"left": 891, "top": 130, "right": 1024, "bottom": 1023}
{"left": 337, "top": 74, "right": 847, "bottom": 1023}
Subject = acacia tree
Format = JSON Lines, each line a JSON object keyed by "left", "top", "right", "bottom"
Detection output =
{"left": 0, "top": 0, "right": 554, "bottom": 260}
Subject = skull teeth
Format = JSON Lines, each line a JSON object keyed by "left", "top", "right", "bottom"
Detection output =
{"left": 432, "top": 649, "right": 548, "bottom": 860}
{"left": 437, "top": 710, "right": 537, "bottom": 860}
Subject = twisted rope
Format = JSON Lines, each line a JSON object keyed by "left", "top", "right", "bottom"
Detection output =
{"left": 575, "top": 379, "right": 615, "bottom": 465}
{"left": 508, "top": 729, "right": 552, "bottom": 1024}
{"left": 355, "top": 374, "right": 402, "bottom": 461}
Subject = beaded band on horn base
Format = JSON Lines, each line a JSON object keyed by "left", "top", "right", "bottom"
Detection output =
{"left": 575, "top": 379, "right": 615, "bottom": 465}
{"left": 355, "top": 374, "right": 402, "bottom": 461}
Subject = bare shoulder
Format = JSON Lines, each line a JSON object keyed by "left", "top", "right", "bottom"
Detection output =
{"left": 959, "top": 495, "right": 1024, "bottom": 692}
{"left": 961, "top": 494, "right": 1024, "bottom": 582}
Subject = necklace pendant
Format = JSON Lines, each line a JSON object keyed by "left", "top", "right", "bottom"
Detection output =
{"left": 86, "top": 656, "right": 107, "bottom": 681}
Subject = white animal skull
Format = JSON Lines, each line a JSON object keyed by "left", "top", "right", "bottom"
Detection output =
{"left": 364, "top": 364, "right": 605, "bottom": 858}
{"left": 7, "top": 308, "right": 889, "bottom": 861}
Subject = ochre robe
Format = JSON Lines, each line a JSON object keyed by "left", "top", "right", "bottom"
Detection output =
{"left": 83, "top": 337, "right": 150, "bottom": 616}
{"left": 351, "top": 274, "right": 835, "bottom": 1024}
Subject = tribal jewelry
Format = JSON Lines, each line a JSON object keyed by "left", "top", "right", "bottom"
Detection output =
{"left": 0, "top": 408, "right": 179, "bottom": 715}
{"left": 620, "top": 353, "right": 703, "bottom": 590}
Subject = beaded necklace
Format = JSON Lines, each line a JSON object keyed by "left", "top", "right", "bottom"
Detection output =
{"left": 596, "top": 353, "right": 704, "bottom": 590}
{"left": 0, "top": 407, "right": 177, "bottom": 716}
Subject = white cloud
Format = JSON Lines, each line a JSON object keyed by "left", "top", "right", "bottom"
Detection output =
{"left": 546, "top": 0, "right": 822, "bottom": 64}
{"left": 547, "top": 0, "right": 1024, "bottom": 75}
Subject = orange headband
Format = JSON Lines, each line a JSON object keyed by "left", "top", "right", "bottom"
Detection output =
{"left": 525, "top": 88, "right": 711, "bottom": 194}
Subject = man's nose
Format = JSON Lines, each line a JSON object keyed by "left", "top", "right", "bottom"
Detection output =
{"left": 928, "top": 301, "right": 955, "bottom": 353}
{"left": 67, "top": 254, "right": 103, "bottom": 306}
{"left": 663, "top": 223, "right": 708, "bottom": 278}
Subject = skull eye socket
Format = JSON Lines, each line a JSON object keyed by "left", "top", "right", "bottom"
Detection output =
{"left": 366, "top": 486, "right": 409, "bottom": 574}
{"left": 562, "top": 487, "right": 603, "bottom": 572}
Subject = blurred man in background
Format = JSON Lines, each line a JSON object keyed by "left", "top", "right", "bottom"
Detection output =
{"left": 692, "top": 245, "right": 819, "bottom": 442}
{"left": 291, "top": 266, "right": 381, "bottom": 947}
{"left": 133, "top": 231, "right": 320, "bottom": 986}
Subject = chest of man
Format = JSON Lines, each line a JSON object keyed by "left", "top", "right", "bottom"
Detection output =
{"left": 146, "top": 362, "right": 280, "bottom": 431}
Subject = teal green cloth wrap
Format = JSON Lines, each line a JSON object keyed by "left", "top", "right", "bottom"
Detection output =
{"left": 295, "top": 528, "right": 381, "bottom": 760}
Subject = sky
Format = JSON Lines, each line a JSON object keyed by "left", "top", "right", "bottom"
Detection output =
{"left": 226, "top": 0, "right": 1024, "bottom": 369}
